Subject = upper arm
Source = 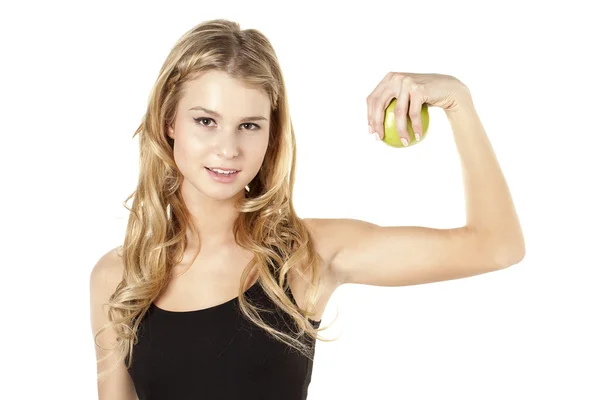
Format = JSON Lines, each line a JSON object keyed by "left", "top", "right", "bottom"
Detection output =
{"left": 306, "top": 218, "right": 523, "bottom": 288}
{"left": 89, "top": 247, "right": 138, "bottom": 400}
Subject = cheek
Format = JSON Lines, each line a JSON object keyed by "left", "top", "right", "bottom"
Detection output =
{"left": 246, "top": 137, "right": 270, "bottom": 168}
{"left": 172, "top": 133, "right": 206, "bottom": 171}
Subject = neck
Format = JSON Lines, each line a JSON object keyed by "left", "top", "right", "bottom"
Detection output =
{"left": 179, "top": 181, "right": 245, "bottom": 248}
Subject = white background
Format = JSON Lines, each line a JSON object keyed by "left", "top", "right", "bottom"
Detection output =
{"left": 1, "top": 0, "right": 599, "bottom": 399}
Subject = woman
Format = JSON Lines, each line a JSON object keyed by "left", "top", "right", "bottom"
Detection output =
{"left": 90, "top": 19, "right": 525, "bottom": 399}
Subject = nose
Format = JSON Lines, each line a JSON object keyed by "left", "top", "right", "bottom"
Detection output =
{"left": 215, "top": 132, "right": 240, "bottom": 159}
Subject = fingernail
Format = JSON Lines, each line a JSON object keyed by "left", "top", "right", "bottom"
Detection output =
{"left": 368, "top": 125, "right": 373, "bottom": 135}
{"left": 401, "top": 137, "right": 409, "bottom": 146}
{"left": 373, "top": 132, "right": 380, "bottom": 140}
{"left": 415, "top": 133, "right": 421, "bottom": 142}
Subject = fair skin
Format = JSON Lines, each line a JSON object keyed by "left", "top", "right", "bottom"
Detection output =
{"left": 90, "top": 69, "right": 525, "bottom": 399}
{"left": 154, "top": 69, "right": 274, "bottom": 309}
{"left": 167, "top": 69, "right": 271, "bottom": 249}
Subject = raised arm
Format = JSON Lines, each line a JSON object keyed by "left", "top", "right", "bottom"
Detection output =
{"left": 309, "top": 78, "right": 525, "bottom": 288}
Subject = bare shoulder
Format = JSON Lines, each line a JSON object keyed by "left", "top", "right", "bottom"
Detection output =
{"left": 89, "top": 246, "right": 137, "bottom": 400}
{"left": 90, "top": 247, "right": 125, "bottom": 292}
{"left": 302, "top": 217, "right": 371, "bottom": 263}
{"left": 301, "top": 218, "right": 355, "bottom": 288}
{"left": 302, "top": 218, "right": 341, "bottom": 264}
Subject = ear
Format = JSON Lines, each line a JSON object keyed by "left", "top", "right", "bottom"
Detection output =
{"left": 167, "top": 124, "right": 175, "bottom": 139}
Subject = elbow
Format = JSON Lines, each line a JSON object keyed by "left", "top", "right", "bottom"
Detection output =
{"left": 499, "top": 249, "right": 525, "bottom": 268}
{"left": 472, "top": 227, "right": 526, "bottom": 269}
{"left": 491, "top": 242, "right": 526, "bottom": 268}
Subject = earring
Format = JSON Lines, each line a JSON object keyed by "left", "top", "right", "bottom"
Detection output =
{"left": 245, "top": 185, "right": 250, "bottom": 192}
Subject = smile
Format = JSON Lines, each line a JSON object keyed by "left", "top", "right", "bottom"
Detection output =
{"left": 205, "top": 167, "right": 240, "bottom": 183}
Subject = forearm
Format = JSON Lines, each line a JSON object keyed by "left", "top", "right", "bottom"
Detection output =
{"left": 446, "top": 90, "right": 526, "bottom": 264}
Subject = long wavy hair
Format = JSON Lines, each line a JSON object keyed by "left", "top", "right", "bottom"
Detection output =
{"left": 94, "top": 19, "right": 338, "bottom": 382}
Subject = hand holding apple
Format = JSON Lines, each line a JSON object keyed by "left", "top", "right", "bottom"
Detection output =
{"left": 367, "top": 72, "right": 468, "bottom": 147}
{"left": 382, "top": 99, "right": 429, "bottom": 148}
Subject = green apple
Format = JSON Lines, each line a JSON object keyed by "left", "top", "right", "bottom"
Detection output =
{"left": 382, "top": 98, "right": 430, "bottom": 148}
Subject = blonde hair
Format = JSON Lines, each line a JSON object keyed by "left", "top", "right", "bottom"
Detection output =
{"left": 93, "top": 19, "right": 337, "bottom": 382}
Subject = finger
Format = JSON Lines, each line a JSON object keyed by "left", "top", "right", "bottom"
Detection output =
{"left": 367, "top": 73, "right": 395, "bottom": 139}
{"left": 408, "top": 91, "right": 423, "bottom": 141}
{"left": 394, "top": 84, "right": 411, "bottom": 146}
{"left": 371, "top": 88, "right": 398, "bottom": 141}
{"left": 367, "top": 90, "right": 386, "bottom": 139}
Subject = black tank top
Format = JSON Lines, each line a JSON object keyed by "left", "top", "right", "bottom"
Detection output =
{"left": 125, "top": 272, "right": 321, "bottom": 400}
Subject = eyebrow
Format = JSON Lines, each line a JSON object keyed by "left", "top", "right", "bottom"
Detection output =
{"left": 189, "top": 106, "right": 268, "bottom": 122}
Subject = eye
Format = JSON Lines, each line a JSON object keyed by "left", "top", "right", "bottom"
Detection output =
{"left": 193, "top": 117, "right": 261, "bottom": 131}
{"left": 193, "top": 117, "right": 214, "bottom": 127}
{"left": 241, "top": 122, "right": 261, "bottom": 131}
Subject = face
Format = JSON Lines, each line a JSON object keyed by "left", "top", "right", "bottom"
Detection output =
{"left": 167, "top": 69, "right": 271, "bottom": 202}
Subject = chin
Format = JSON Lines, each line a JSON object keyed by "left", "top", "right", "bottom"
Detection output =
{"left": 201, "top": 175, "right": 251, "bottom": 201}
{"left": 202, "top": 185, "right": 246, "bottom": 201}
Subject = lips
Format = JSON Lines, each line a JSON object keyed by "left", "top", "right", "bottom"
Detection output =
{"left": 205, "top": 167, "right": 240, "bottom": 183}
{"left": 205, "top": 167, "right": 240, "bottom": 175}
{"left": 205, "top": 167, "right": 240, "bottom": 172}
{"left": 205, "top": 167, "right": 239, "bottom": 174}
